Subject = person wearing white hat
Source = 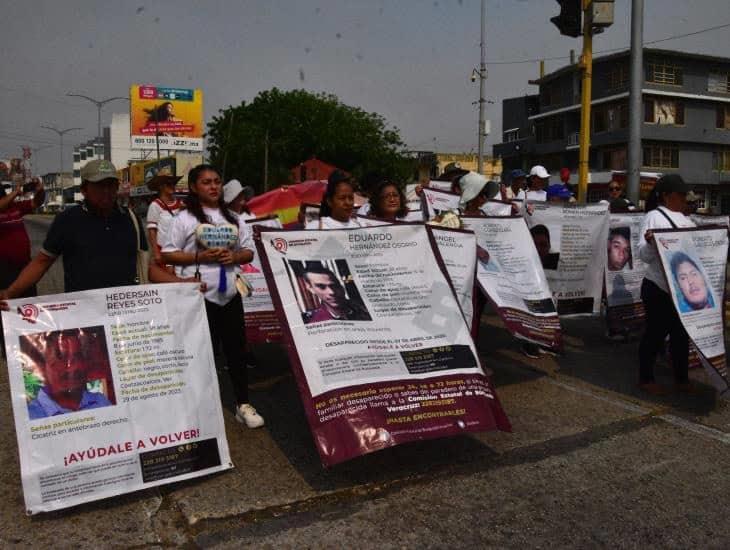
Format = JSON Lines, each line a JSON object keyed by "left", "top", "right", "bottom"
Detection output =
{"left": 516, "top": 165, "right": 549, "bottom": 202}
{"left": 223, "top": 179, "right": 256, "bottom": 220}
{"left": 458, "top": 171, "right": 500, "bottom": 215}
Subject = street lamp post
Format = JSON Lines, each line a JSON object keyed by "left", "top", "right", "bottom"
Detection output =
{"left": 41, "top": 125, "right": 82, "bottom": 210}
{"left": 66, "top": 93, "right": 127, "bottom": 140}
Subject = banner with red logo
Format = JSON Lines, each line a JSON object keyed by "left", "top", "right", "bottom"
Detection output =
{"left": 2, "top": 283, "right": 232, "bottom": 514}
{"left": 255, "top": 224, "right": 510, "bottom": 466}
{"left": 654, "top": 226, "right": 729, "bottom": 396}
{"left": 243, "top": 216, "right": 283, "bottom": 344}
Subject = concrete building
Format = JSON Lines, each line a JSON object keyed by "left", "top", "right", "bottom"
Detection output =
{"left": 103, "top": 112, "right": 146, "bottom": 171}
{"left": 493, "top": 48, "right": 730, "bottom": 212}
{"left": 415, "top": 152, "right": 502, "bottom": 183}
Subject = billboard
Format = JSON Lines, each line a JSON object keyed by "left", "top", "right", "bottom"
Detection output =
{"left": 130, "top": 85, "right": 203, "bottom": 151}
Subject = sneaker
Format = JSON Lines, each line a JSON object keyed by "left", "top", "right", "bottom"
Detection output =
{"left": 521, "top": 343, "right": 540, "bottom": 359}
{"left": 235, "top": 404, "right": 265, "bottom": 428}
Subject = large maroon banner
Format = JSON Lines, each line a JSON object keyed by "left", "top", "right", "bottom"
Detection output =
{"left": 255, "top": 223, "right": 510, "bottom": 466}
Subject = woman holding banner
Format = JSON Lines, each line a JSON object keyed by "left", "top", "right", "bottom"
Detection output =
{"left": 368, "top": 180, "right": 409, "bottom": 222}
{"left": 637, "top": 174, "right": 696, "bottom": 395}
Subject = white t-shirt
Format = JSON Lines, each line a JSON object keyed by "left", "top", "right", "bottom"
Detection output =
{"left": 638, "top": 206, "right": 695, "bottom": 292}
{"left": 356, "top": 203, "right": 371, "bottom": 216}
{"left": 163, "top": 207, "right": 254, "bottom": 306}
{"left": 305, "top": 216, "right": 361, "bottom": 229}
{"left": 146, "top": 198, "right": 185, "bottom": 247}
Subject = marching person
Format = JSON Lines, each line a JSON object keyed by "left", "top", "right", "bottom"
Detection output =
{"left": 309, "top": 170, "right": 361, "bottom": 229}
{"left": 637, "top": 174, "right": 696, "bottom": 395}
{"left": 145, "top": 173, "right": 184, "bottom": 267}
{"left": 600, "top": 180, "right": 635, "bottom": 211}
{"left": 223, "top": 179, "right": 255, "bottom": 219}
{"left": 162, "top": 164, "right": 264, "bottom": 428}
{"left": 0, "top": 160, "right": 148, "bottom": 302}
{"left": 517, "top": 165, "right": 549, "bottom": 202}
{"left": 368, "top": 180, "right": 409, "bottom": 222}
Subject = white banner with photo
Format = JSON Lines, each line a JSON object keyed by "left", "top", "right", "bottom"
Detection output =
{"left": 461, "top": 216, "right": 562, "bottom": 351}
{"left": 421, "top": 187, "right": 460, "bottom": 220}
{"left": 690, "top": 214, "right": 730, "bottom": 229}
{"left": 254, "top": 224, "right": 509, "bottom": 466}
{"left": 244, "top": 215, "right": 284, "bottom": 343}
{"left": 654, "top": 227, "right": 729, "bottom": 396}
{"left": 604, "top": 212, "right": 648, "bottom": 337}
{"left": 2, "top": 283, "right": 232, "bottom": 514}
{"left": 526, "top": 203, "right": 610, "bottom": 316}
{"left": 429, "top": 227, "right": 477, "bottom": 329}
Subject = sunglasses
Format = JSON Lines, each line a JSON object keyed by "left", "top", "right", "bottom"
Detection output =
{"left": 608, "top": 186, "right": 621, "bottom": 191}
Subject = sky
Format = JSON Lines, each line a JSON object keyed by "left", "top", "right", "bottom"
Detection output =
{"left": 1, "top": 0, "right": 729, "bottom": 175}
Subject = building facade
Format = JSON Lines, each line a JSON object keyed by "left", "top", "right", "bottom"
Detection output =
{"left": 493, "top": 48, "right": 730, "bottom": 212}
{"left": 415, "top": 152, "right": 503, "bottom": 183}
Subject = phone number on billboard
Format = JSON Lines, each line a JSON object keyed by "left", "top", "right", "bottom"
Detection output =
{"left": 131, "top": 136, "right": 203, "bottom": 151}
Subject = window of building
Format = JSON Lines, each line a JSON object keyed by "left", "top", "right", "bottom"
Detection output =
{"left": 504, "top": 129, "right": 520, "bottom": 142}
{"left": 593, "top": 102, "right": 628, "bottom": 133}
{"left": 73, "top": 152, "right": 80, "bottom": 163}
{"left": 717, "top": 105, "right": 730, "bottom": 129}
{"left": 644, "top": 98, "right": 685, "bottom": 125}
{"left": 600, "top": 148, "right": 627, "bottom": 171}
{"left": 713, "top": 149, "right": 730, "bottom": 171}
{"left": 710, "top": 191, "right": 719, "bottom": 208}
{"left": 73, "top": 169, "right": 80, "bottom": 178}
{"left": 643, "top": 144, "right": 679, "bottom": 168}
{"left": 646, "top": 59, "right": 683, "bottom": 86}
{"left": 708, "top": 72, "right": 730, "bottom": 94}
{"left": 535, "top": 116, "right": 565, "bottom": 143}
{"left": 608, "top": 63, "right": 629, "bottom": 90}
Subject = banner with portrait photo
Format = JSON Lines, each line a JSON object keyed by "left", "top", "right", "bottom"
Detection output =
{"left": 421, "top": 187, "right": 460, "bottom": 220}
{"left": 2, "top": 283, "right": 232, "bottom": 514}
{"left": 462, "top": 216, "right": 561, "bottom": 351}
{"left": 129, "top": 84, "right": 203, "bottom": 151}
{"left": 429, "top": 227, "right": 477, "bottom": 329}
{"left": 254, "top": 224, "right": 510, "bottom": 466}
{"left": 243, "top": 216, "right": 284, "bottom": 344}
{"left": 526, "top": 203, "right": 610, "bottom": 316}
{"left": 604, "top": 212, "right": 647, "bottom": 337}
{"left": 654, "top": 227, "right": 729, "bottom": 396}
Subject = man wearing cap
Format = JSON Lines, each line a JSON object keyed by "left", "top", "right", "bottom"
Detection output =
{"left": 517, "top": 165, "right": 550, "bottom": 202}
{"left": 0, "top": 159, "right": 147, "bottom": 301}
{"left": 146, "top": 173, "right": 184, "bottom": 266}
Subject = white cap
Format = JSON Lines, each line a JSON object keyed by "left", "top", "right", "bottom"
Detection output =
{"left": 529, "top": 165, "right": 550, "bottom": 179}
{"left": 223, "top": 179, "right": 244, "bottom": 204}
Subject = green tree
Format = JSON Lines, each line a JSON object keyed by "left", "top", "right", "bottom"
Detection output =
{"left": 206, "top": 88, "right": 414, "bottom": 193}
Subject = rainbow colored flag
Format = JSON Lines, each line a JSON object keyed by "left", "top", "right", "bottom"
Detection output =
{"left": 248, "top": 180, "right": 327, "bottom": 227}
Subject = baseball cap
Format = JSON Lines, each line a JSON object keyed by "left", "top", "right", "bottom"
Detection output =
{"left": 510, "top": 168, "right": 527, "bottom": 179}
{"left": 546, "top": 184, "right": 572, "bottom": 200}
{"left": 223, "top": 179, "right": 244, "bottom": 204}
{"left": 529, "top": 165, "right": 550, "bottom": 179}
{"left": 80, "top": 159, "right": 118, "bottom": 183}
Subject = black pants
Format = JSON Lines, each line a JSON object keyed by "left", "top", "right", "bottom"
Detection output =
{"left": 639, "top": 279, "right": 689, "bottom": 384}
{"left": 205, "top": 294, "right": 248, "bottom": 405}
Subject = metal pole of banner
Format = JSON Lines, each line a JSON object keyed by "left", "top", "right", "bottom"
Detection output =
{"left": 477, "top": 0, "right": 486, "bottom": 174}
{"left": 577, "top": 0, "right": 593, "bottom": 204}
{"left": 626, "top": 0, "right": 644, "bottom": 205}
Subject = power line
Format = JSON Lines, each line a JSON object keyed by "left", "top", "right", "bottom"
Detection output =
{"left": 485, "top": 21, "right": 730, "bottom": 66}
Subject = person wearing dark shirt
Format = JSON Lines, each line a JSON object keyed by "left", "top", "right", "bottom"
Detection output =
{"left": 301, "top": 266, "right": 371, "bottom": 324}
{"left": 0, "top": 160, "right": 147, "bottom": 302}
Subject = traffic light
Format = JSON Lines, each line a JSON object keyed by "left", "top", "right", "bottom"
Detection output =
{"left": 550, "top": 0, "right": 582, "bottom": 38}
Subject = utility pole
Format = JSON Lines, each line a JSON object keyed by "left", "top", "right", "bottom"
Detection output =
{"left": 66, "top": 93, "right": 127, "bottom": 140}
{"left": 41, "top": 125, "right": 81, "bottom": 210}
{"left": 477, "top": 0, "right": 487, "bottom": 174}
{"left": 626, "top": 0, "right": 644, "bottom": 205}
{"left": 577, "top": 0, "right": 593, "bottom": 204}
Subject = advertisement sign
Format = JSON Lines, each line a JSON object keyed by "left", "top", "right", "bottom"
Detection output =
{"left": 2, "top": 283, "right": 232, "bottom": 513}
{"left": 604, "top": 212, "right": 647, "bottom": 337}
{"left": 654, "top": 227, "right": 729, "bottom": 396}
{"left": 130, "top": 85, "right": 203, "bottom": 151}
{"left": 243, "top": 216, "right": 283, "bottom": 344}
{"left": 175, "top": 152, "right": 205, "bottom": 188}
{"left": 462, "top": 216, "right": 562, "bottom": 351}
{"left": 526, "top": 203, "right": 610, "bottom": 316}
{"left": 255, "top": 224, "right": 510, "bottom": 466}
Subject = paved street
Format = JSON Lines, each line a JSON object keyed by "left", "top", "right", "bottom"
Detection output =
{"left": 0, "top": 216, "right": 728, "bottom": 547}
